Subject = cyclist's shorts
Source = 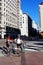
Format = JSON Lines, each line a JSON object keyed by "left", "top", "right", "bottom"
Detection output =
{"left": 17, "top": 44, "right": 22, "bottom": 48}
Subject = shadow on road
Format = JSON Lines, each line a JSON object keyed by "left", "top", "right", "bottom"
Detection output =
{"left": 34, "top": 43, "right": 43, "bottom": 45}
{"left": 21, "top": 52, "right": 26, "bottom": 65}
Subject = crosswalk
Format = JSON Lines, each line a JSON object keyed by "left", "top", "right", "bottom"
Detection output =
{"left": 0, "top": 41, "right": 43, "bottom": 56}
{"left": 24, "top": 41, "right": 43, "bottom": 52}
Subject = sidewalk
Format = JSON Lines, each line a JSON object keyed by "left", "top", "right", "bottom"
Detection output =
{"left": 0, "top": 39, "right": 6, "bottom": 46}
{"left": 0, "top": 51, "right": 43, "bottom": 65}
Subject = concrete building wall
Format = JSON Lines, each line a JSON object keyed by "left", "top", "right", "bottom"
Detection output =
{"left": 0, "top": 0, "right": 20, "bottom": 38}
{"left": 21, "top": 13, "right": 28, "bottom": 37}
{"left": 17, "top": 0, "right": 20, "bottom": 28}
{"left": 39, "top": 2, "right": 43, "bottom": 32}
{"left": 32, "top": 20, "right": 38, "bottom": 30}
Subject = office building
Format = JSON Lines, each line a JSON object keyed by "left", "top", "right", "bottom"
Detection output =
{"left": 32, "top": 20, "right": 38, "bottom": 30}
{"left": 19, "top": 13, "right": 28, "bottom": 37}
{"left": 0, "top": 0, "right": 20, "bottom": 38}
{"left": 39, "top": 2, "right": 43, "bottom": 32}
{"left": 17, "top": 0, "right": 20, "bottom": 28}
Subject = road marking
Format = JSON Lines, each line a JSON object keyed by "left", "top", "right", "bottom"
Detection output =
{"left": 24, "top": 49, "right": 39, "bottom": 52}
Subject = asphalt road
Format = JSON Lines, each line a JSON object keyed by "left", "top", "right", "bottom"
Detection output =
{"left": 0, "top": 39, "right": 43, "bottom": 53}
{"left": 0, "top": 39, "right": 43, "bottom": 65}
{"left": 24, "top": 41, "right": 43, "bottom": 51}
{"left": 0, "top": 52, "right": 43, "bottom": 65}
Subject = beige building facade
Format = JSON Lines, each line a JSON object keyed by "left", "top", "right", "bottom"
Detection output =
{"left": 17, "top": 0, "right": 20, "bottom": 28}
{"left": 0, "top": 0, "right": 20, "bottom": 38}
{"left": 39, "top": 2, "right": 43, "bottom": 32}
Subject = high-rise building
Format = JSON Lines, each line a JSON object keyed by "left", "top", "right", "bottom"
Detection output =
{"left": 19, "top": 13, "right": 28, "bottom": 37}
{"left": 39, "top": 2, "right": 43, "bottom": 32}
{"left": 17, "top": 0, "right": 20, "bottom": 28}
{"left": 32, "top": 20, "right": 38, "bottom": 30}
{"left": 0, "top": 0, "right": 20, "bottom": 38}
{"left": 19, "top": 9, "right": 23, "bottom": 29}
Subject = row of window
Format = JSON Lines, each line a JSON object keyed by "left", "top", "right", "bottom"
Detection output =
{"left": 0, "top": 7, "right": 1, "bottom": 10}
{"left": 0, "top": 20, "right": 17, "bottom": 28}
{"left": 6, "top": 1, "right": 17, "bottom": 10}
{"left": 0, "top": 3, "right": 2, "bottom": 6}
{"left": 6, "top": 22, "right": 16, "bottom": 28}
{"left": 6, "top": 6, "right": 17, "bottom": 15}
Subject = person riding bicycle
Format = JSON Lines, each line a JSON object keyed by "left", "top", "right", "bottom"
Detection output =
{"left": 16, "top": 34, "right": 23, "bottom": 52}
{"left": 6, "top": 35, "right": 12, "bottom": 50}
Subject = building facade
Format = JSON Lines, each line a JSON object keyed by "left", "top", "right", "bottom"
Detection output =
{"left": 17, "top": 0, "right": 20, "bottom": 28}
{"left": 32, "top": 20, "right": 38, "bottom": 30}
{"left": 0, "top": 0, "right": 20, "bottom": 38}
{"left": 39, "top": 2, "right": 43, "bottom": 32}
{"left": 19, "top": 13, "right": 28, "bottom": 37}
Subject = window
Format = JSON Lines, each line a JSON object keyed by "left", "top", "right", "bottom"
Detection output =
{"left": 4, "top": 0, "right": 5, "bottom": 2}
{"left": 4, "top": 8, "right": 5, "bottom": 11}
{"left": 23, "top": 21, "right": 24, "bottom": 23}
{"left": 4, "top": 4, "right": 5, "bottom": 6}
{"left": 4, "top": 22, "right": 5, "bottom": 24}
{"left": 0, "top": 12, "right": 1, "bottom": 14}
{"left": 0, "top": 21, "right": 1, "bottom": 23}
{"left": 0, "top": 8, "right": 1, "bottom": 10}
{"left": 0, "top": 3, "right": 2, "bottom": 5}
{"left": 0, "top": 17, "right": 1, "bottom": 19}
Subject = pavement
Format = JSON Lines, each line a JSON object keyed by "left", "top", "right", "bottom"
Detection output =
{"left": 0, "top": 39, "right": 43, "bottom": 65}
{"left": 0, "top": 52, "right": 43, "bottom": 65}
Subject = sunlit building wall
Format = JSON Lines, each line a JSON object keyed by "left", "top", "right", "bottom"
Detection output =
{"left": 0, "top": 0, "right": 20, "bottom": 38}
{"left": 39, "top": 2, "right": 43, "bottom": 32}
{"left": 32, "top": 20, "right": 38, "bottom": 30}
{"left": 17, "top": 0, "right": 20, "bottom": 28}
{"left": 21, "top": 13, "right": 28, "bottom": 37}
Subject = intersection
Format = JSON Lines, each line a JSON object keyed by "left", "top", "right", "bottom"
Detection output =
{"left": 0, "top": 39, "right": 43, "bottom": 65}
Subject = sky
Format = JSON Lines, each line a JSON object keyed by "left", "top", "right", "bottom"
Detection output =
{"left": 21, "top": 0, "right": 42, "bottom": 29}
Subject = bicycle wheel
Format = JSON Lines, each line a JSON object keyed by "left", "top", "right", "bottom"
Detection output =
{"left": 3, "top": 46, "right": 11, "bottom": 56}
{"left": 2, "top": 50, "right": 7, "bottom": 56}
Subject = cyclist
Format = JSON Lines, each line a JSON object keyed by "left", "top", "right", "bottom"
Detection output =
{"left": 6, "top": 35, "right": 12, "bottom": 51}
{"left": 16, "top": 34, "right": 23, "bottom": 52}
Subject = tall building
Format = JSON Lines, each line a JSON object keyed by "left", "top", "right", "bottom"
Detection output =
{"left": 39, "top": 2, "right": 43, "bottom": 32}
{"left": 19, "top": 9, "right": 22, "bottom": 29}
{"left": 32, "top": 20, "right": 38, "bottom": 30}
{"left": 20, "top": 13, "right": 28, "bottom": 37}
{"left": 0, "top": 0, "right": 20, "bottom": 38}
{"left": 17, "top": 0, "right": 20, "bottom": 28}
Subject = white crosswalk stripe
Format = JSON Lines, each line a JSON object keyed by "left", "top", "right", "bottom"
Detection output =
{"left": 24, "top": 41, "right": 43, "bottom": 52}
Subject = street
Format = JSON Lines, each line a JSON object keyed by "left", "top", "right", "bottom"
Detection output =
{"left": 0, "top": 39, "right": 43, "bottom": 65}
{"left": 24, "top": 41, "right": 43, "bottom": 51}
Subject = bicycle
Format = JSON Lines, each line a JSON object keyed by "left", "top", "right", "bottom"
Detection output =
{"left": 3, "top": 44, "right": 16, "bottom": 56}
{"left": 0, "top": 41, "right": 24, "bottom": 57}
{"left": 2, "top": 46, "right": 22, "bottom": 57}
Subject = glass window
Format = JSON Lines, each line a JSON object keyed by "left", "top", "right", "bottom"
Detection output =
{"left": 0, "top": 3, "right": 2, "bottom": 5}
{"left": 4, "top": 8, "right": 5, "bottom": 11}
{"left": 0, "top": 17, "right": 1, "bottom": 19}
{"left": 4, "top": 0, "right": 5, "bottom": 2}
{"left": 0, "top": 21, "right": 1, "bottom": 23}
{"left": 0, "top": 12, "right": 1, "bottom": 15}
{"left": 0, "top": 8, "right": 1, "bottom": 10}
